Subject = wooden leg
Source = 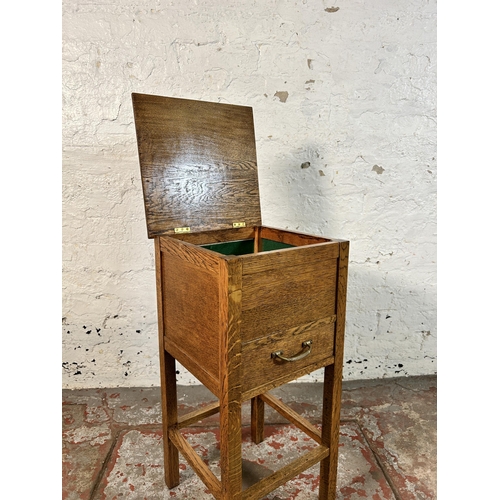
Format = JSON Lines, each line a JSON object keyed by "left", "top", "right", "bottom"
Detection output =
{"left": 251, "top": 395, "right": 265, "bottom": 444}
{"left": 160, "top": 350, "right": 180, "bottom": 488}
{"left": 155, "top": 238, "right": 180, "bottom": 488}
{"left": 219, "top": 394, "right": 242, "bottom": 499}
{"left": 219, "top": 259, "right": 243, "bottom": 499}
{"left": 318, "top": 363, "right": 341, "bottom": 499}
{"left": 319, "top": 240, "right": 349, "bottom": 499}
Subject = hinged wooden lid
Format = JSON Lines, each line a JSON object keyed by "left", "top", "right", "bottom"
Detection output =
{"left": 132, "top": 93, "right": 262, "bottom": 238}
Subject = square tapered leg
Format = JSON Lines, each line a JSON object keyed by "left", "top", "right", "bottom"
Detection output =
{"left": 160, "top": 351, "right": 180, "bottom": 488}
{"left": 251, "top": 396, "right": 265, "bottom": 444}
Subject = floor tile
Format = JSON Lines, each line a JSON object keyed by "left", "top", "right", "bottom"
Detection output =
{"left": 62, "top": 404, "right": 114, "bottom": 500}
{"left": 342, "top": 377, "right": 437, "bottom": 499}
{"left": 93, "top": 422, "right": 396, "bottom": 499}
{"left": 62, "top": 376, "right": 436, "bottom": 499}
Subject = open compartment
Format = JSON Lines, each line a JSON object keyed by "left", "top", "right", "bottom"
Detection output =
{"left": 170, "top": 225, "right": 331, "bottom": 256}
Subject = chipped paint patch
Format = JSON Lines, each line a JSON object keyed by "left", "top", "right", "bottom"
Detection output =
{"left": 340, "top": 379, "right": 437, "bottom": 499}
{"left": 372, "top": 164, "right": 385, "bottom": 174}
{"left": 104, "top": 387, "right": 163, "bottom": 425}
{"left": 63, "top": 424, "right": 112, "bottom": 446}
{"left": 274, "top": 91, "right": 289, "bottom": 103}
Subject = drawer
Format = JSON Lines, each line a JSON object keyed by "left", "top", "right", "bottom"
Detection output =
{"left": 241, "top": 316, "right": 336, "bottom": 395}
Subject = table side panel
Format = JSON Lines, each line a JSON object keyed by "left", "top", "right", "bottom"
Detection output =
{"left": 160, "top": 239, "right": 221, "bottom": 384}
{"left": 241, "top": 242, "right": 339, "bottom": 274}
{"left": 160, "top": 236, "right": 220, "bottom": 274}
{"left": 260, "top": 226, "right": 330, "bottom": 246}
{"left": 170, "top": 226, "right": 255, "bottom": 245}
{"left": 240, "top": 244, "right": 338, "bottom": 343}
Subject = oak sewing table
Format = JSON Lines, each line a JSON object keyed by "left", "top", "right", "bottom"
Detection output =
{"left": 132, "top": 92, "right": 349, "bottom": 499}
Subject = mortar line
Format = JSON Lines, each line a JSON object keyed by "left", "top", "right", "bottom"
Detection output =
{"left": 393, "top": 379, "right": 434, "bottom": 394}
{"left": 87, "top": 389, "right": 121, "bottom": 500}
{"left": 88, "top": 429, "right": 122, "bottom": 500}
{"left": 355, "top": 421, "right": 403, "bottom": 500}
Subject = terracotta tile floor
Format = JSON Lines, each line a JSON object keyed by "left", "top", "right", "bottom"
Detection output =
{"left": 62, "top": 375, "right": 436, "bottom": 499}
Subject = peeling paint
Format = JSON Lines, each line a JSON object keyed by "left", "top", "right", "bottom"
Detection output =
{"left": 274, "top": 90, "right": 289, "bottom": 103}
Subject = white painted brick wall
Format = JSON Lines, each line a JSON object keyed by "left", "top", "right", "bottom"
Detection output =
{"left": 62, "top": 0, "right": 436, "bottom": 388}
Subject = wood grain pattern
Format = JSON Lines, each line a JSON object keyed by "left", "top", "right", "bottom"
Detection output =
{"left": 250, "top": 396, "right": 265, "bottom": 444}
{"left": 177, "top": 401, "right": 220, "bottom": 429}
{"left": 171, "top": 226, "right": 255, "bottom": 245}
{"left": 132, "top": 93, "right": 262, "bottom": 238}
{"left": 260, "top": 226, "right": 329, "bottom": 246}
{"left": 154, "top": 239, "right": 180, "bottom": 488}
{"left": 160, "top": 235, "right": 220, "bottom": 274}
{"left": 242, "top": 358, "right": 334, "bottom": 402}
{"left": 242, "top": 445, "right": 330, "bottom": 500}
{"left": 219, "top": 258, "right": 243, "bottom": 499}
{"left": 162, "top": 244, "right": 220, "bottom": 383}
{"left": 137, "top": 90, "right": 350, "bottom": 498}
{"left": 319, "top": 240, "right": 349, "bottom": 500}
{"left": 240, "top": 242, "right": 339, "bottom": 275}
{"left": 241, "top": 249, "right": 338, "bottom": 343}
{"left": 164, "top": 338, "right": 220, "bottom": 397}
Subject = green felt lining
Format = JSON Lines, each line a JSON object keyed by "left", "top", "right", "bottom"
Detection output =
{"left": 201, "top": 238, "right": 295, "bottom": 256}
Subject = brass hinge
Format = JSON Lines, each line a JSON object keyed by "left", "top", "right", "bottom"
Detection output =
{"left": 174, "top": 226, "right": 191, "bottom": 234}
{"left": 233, "top": 222, "right": 246, "bottom": 228}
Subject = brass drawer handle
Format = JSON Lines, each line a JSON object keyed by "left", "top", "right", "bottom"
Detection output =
{"left": 271, "top": 340, "right": 313, "bottom": 362}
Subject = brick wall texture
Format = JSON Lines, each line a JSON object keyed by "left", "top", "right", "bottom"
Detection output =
{"left": 62, "top": 0, "right": 437, "bottom": 388}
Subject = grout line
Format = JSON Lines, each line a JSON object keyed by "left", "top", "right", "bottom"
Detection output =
{"left": 88, "top": 429, "right": 122, "bottom": 500}
{"left": 87, "top": 389, "right": 119, "bottom": 500}
{"left": 86, "top": 422, "right": 165, "bottom": 500}
{"left": 355, "top": 421, "right": 403, "bottom": 500}
{"left": 393, "top": 380, "right": 434, "bottom": 394}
